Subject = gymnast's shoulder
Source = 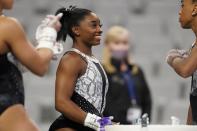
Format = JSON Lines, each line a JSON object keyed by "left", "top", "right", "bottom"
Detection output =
{"left": 0, "top": 16, "right": 23, "bottom": 32}
{"left": 58, "top": 51, "right": 86, "bottom": 71}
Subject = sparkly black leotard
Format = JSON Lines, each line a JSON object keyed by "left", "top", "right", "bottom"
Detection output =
{"left": 0, "top": 53, "right": 24, "bottom": 115}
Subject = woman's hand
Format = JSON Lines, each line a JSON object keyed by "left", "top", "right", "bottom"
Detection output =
{"left": 84, "top": 114, "right": 113, "bottom": 131}
{"left": 43, "top": 13, "right": 63, "bottom": 31}
{"left": 36, "top": 13, "right": 63, "bottom": 56}
{"left": 166, "top": 45, "right": 197, "bottom": 78}
{"left": 166, "top": 49, "right": 184, "bottom": 66}
{"left": 84, "top": 113, "right": 101, "bottom": 131}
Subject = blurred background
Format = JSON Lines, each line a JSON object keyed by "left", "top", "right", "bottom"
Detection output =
{"left": 4, "top": 0, "right": 196, "bottom": 130}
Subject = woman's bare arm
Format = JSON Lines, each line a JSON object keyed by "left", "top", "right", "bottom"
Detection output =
{"left": 172, "top": 47, "right": 197, "bottom": 78}
{"left": 2, "top": 17, "right": 53, "bottom": 76}
{"left": 55, "top": 53, "right": 87, "bottom": 124}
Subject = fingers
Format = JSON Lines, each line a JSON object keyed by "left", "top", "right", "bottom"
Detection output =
{"left": 167, "top": 49, "right": 180, "bottom": 54}
{"left": 166, "top": 49, "right": 181, "bottom": 66}
{"left": 46, "top": 15, "right": 55, "bottom": 19}
{"left": 56, "top": 13, "right": 63, "bottom": 20}
{"left": 46, "top": 13, "right": 63, "bottom": 24}
{"left": 42, "top": 18, "right": 50, "bottom": 25}
{"left": 42, "top": 15, "right": 54, "bottom": 25}
{"left": 46, "top": 13, "right": 62, "bottom": 18}
{"left": 43, "top": 14, "right": 62, "bottom": 25}
{"left": 168, "top": 49, "right": 189, "bottom": 59}
{"left": 167, "top": 49, "right": 182, "bottom": 57}
{"left": 40, "top": 14, "right": 63, "bottom": 32}
{"left": 166, "top": 48, "right": 190, "bottom": 67}
{"left": 178, "top": 50, "right": 189, "bottom": 58}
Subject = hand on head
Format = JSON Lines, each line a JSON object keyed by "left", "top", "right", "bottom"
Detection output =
{"left": 42, "top": 13, "right": 63, "bottom": 31}
{"left": 35, "top": 13, "right": 64, "bottom": 58}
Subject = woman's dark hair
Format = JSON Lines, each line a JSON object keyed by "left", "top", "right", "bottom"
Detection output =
{"left": 55, "top": 6, "right": 92, "bottom": 42}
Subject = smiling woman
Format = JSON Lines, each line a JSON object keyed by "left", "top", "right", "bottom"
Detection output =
{"left": 49, "top": 6, "right": 111, "bottom": 131}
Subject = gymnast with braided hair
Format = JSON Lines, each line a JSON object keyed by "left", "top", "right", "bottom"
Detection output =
{"left": 49, "top": 6, "right": 113, "bottom": 131}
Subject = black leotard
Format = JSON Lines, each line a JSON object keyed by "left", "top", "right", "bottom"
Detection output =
{"left": 0, "top": 53, "right": 24, "bottom": 115}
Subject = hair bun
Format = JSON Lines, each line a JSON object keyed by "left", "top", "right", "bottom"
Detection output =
{"left": 56, "top": 6, "right": 76, "bottom": 17}
{"left": 68, "top": 5, "right": 77, "bottom": 11}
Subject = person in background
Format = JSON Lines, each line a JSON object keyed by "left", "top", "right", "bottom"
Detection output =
{"left": 103, "top": 26, "right": 152, "bottom": 124}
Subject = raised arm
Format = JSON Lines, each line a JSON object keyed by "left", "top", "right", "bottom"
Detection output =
{"left": 2, "top": 16, "right": 61, "bottom": 76}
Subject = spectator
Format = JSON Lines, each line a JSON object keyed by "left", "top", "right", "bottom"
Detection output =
{"left": 103, "top": 26, "right": 152, "bottom": 124}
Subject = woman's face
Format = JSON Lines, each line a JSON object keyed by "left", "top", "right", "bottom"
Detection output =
{"left": 0, "top": 0, "right": 14, "bottom": 10}
{"left": 179, "top": 0, "right": 195, "bottom": 29}
{"left": 77, "top": 12, "right": 103, "bottom": 46}
{"left": 107, "top": 32, "right": 130, "bottom": 60}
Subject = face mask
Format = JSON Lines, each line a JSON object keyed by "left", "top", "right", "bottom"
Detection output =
{"left": 111, "top": 50, "right": 128, "bottom": 60}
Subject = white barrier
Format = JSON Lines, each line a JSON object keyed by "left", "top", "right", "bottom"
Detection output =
{"left": 105, "top": 125, "right": 197, "bottom": 131}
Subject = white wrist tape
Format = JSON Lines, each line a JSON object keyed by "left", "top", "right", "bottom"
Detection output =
{"left": 36, "top": 40, "right": 54, "bottom": 51}
{"left": 84, "top": 113, "right": 101, "bottom": 131}
{"left": 36, "top": 26, "right": 57, "bottom": 41}
{"left": 36, "top": 26, "right": 57, "bottom": 51}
